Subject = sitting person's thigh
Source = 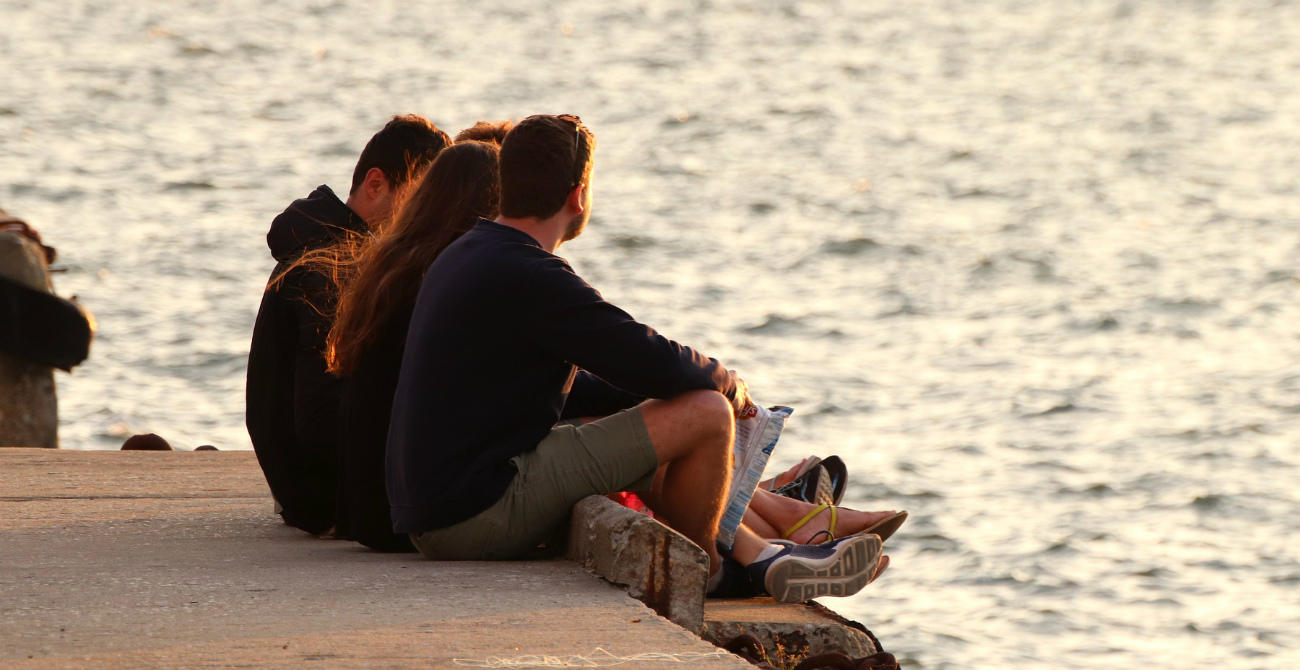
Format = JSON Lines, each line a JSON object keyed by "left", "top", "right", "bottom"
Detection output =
{"left": 412, "top": 408, "right": 660, "bottom": 561}
{"left": 506, "top": 408, "right": 659, "bottom": 538}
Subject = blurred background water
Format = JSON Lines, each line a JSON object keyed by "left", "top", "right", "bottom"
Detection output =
{"left": 3, "top": 0, "right": 1299, "bottom": 667}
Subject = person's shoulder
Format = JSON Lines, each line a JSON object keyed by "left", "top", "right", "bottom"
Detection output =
{"left": 525, "top": 252, "right": 577, "bottom": 277}
{"left": 455, "top": 221, "right": 559, "bottom": 270}
{"left": 266, "top": 185, "right": 362, "bottom": 260}
{"left": 520, "top": 251, "right": 600, "bottom": 303}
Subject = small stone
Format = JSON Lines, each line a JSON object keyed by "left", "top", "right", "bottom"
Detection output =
{"left": 121, "top": 434, "right": 173, "bottom": 451}
{"left": 194, "top": 445, "right": 218, "bottom": 451}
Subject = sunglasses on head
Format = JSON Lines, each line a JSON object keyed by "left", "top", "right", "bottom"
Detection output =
{"left": 557, "top": 114, "right": 584, "bottom": 188}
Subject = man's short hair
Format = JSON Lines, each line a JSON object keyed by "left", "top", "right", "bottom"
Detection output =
{"left": 349, "top": 115, "right": 451, "bottom": 196}
{"left": 455, "top": 120, "right": 514, "bottom": 145}
{"left": 498, "top": 114, "right": 594, "bottom": 220}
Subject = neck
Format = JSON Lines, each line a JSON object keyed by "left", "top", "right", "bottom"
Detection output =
{"left": 494, "top": 214, "right": 567, "bottom": 253}
{"left": 343, "top": 194, "right": 370, "bottom": 223}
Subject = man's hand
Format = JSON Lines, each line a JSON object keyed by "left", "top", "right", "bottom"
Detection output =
{"left": 728, "top": 370, "right": 754, "bottom": 419}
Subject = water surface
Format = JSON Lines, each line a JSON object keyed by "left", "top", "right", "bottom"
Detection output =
{"left": 3, "top": 1, "right": 1298, "bottom": 667}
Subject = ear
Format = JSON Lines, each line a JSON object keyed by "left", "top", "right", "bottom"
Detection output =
{"left": 363, "top": 167, "right": 392, "bottom": 200}
{"left": 567, "top": 183, "right": 586, "bottom": 214}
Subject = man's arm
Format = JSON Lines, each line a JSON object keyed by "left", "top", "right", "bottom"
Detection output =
{"left": 561, "top": 370, "right": 645, "bottom": 419}
{"left": 527, "top": 257, "right": 741, "bottom": 407}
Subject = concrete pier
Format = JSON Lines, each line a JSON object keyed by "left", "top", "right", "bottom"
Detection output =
{"left": 0, "top": 449, "right": 748, "bottom": 669}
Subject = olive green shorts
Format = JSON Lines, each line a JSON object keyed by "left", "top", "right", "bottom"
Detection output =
{"left": 409, "top": 406, "right": 658, "bottom": 561}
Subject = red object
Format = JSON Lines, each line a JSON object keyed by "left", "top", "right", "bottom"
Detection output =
{"left": 611, "top": 491, "right": 654, "bottom": 518}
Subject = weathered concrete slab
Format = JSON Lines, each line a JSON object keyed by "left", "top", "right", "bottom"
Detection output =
{"left": 566, "top": 495, "right": 890, "bottom": 663}
{"left": 0, "top": 450, "right": 749, "bottom": 670}
{"left": 566, "top": 495, "right": 710, "bottom": 634}
{"left": 703, "top": 598, "right": 881, "bottom": 663}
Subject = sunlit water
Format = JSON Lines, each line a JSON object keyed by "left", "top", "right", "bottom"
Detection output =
{"left": 3, "top": 1, "right": 1299, "bottom": 667}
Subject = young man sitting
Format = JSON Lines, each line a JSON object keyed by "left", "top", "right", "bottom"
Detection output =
{"left": 246, "top": 115, "right": 449, "bottom": 536}
{"left": 385, "top": 114, "right": 883, "bottom": 602}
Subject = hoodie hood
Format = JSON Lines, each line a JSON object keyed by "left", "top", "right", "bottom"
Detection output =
{"left": 266, "top": 185, "right": 366, "bottom": 261}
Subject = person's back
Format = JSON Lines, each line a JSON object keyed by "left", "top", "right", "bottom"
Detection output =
{"left": 329, "top": 139, "right": 503, "bottom": 551}
{"left": 336, "top": 311, "right": 414, "bottom": 549}
{"left": 246, "top": 185, "right": 363, "bottom": 534}
{"left": 386, "top": 220, "right": 631, "bottom": 532}
{"left": 245, "top": 115, "right": 449, "bottom": 535}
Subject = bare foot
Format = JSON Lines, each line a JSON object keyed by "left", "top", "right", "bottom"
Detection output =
{"left": 785, "top": 507, "right": 900, "bottom": 545}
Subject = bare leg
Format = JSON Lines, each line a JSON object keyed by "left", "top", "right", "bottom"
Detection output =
{"left": 741, "top": 507, "right": 781, "bottom": 540}
{"left": 729, "top": 523, "right": 780, "bottom": 565}
{"left": 634, "top": 390, "right": 734, "bottom": 572}
{"left": 745, "top": 488, "right": 900, "bottom": 544}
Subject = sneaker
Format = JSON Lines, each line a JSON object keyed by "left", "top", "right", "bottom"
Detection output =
{"left": 771, "top": 455, "right": 847, "bottom": 507}
{"left": 745, "top": 534, "right": 883, "bottom": 603}
{"left": 706, "top": 556, "right": 763, "bottom": 599}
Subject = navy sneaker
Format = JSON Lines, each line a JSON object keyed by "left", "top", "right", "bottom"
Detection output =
{"left": 707, "top": 556, "right": 763, "bottom": 599}
{"left": 745, "top": 534, "right": 883, "bottom": 603}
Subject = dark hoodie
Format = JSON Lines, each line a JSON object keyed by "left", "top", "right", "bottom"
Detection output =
{"left": 246, "top": 185, "right": 363, "bottom": 535}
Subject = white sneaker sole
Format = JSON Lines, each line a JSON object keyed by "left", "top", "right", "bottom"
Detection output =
{"left": 764, "top": 534, "right": 883, "bottom": 603}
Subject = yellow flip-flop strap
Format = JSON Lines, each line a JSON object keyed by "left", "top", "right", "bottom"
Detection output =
{"left": 782, "top": 504, "right": 837, "bottom": 540}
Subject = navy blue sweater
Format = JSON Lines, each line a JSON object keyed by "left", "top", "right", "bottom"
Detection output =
{"left": 386, "top": 220, "right": 737, "bottom": 533}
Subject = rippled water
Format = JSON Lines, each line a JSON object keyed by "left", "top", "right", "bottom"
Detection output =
{"left": 3, "top": 0, "right": 1299, "bottom": 667}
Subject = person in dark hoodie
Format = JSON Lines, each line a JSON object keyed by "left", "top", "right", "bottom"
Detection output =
{"left": 245, "top": 115, "right": 450, "bottom": 536}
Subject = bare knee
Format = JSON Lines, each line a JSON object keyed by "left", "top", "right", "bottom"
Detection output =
{"left": 641, "top": 389, "right": 734, "bottom": 462}
{"left": 676, "top": 390, "right": 733, "bottom": 442}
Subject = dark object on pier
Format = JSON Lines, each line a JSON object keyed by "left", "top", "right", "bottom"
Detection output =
{"left": 122, "top": 434, "right": 173, "bottom": 451}
{"left": 0, "top": 275, "right": 94, "bottom": 371}
{"left": 195, "top": 445, "right": 219, "bottom": 451}
{"left": 0, "top": 211, "right": 93, "bottom": 372}
{"left": 1, "top": 209, "right": 93, "bottom": 448}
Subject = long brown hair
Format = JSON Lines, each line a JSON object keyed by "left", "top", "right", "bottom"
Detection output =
{"left": 327, "top": 141, "right": 501, "bottom": 376}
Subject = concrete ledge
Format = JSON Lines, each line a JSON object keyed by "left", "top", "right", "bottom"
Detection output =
{"left": 565, "top": 496, "right": 887, "bottom": 665}
{"left": 0, "top": 451, "right": 750, "bottom": 669}
{"left": 566, "top": 495, "right": 709, "bottom": 634}
{"left": 703, "top": 598, "right": 880, "bottom": 662}
{"left": 2, "top": 450, "right": 887, "bottom": 669}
